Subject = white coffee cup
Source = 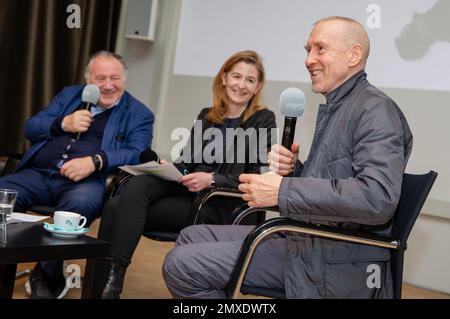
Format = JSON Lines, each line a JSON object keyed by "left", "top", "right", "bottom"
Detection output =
{"left": 53, "top": 211, "right": 87, "bottom": 231}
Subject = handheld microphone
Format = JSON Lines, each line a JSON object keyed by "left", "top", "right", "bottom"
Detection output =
{"left": 139, "top": 149, "right": 160, "bottom": 163}
{"left": 76, "top": 84, "right": 100, "bottom": 141}
{"left": 279, "top": 88, "right": 305, "bottom": 149}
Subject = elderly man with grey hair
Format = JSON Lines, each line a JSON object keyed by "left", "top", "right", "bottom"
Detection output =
{"left": 162, "top": 16, "right": 413, "bottom": 299}
{"left": 0, "top": 51, "right": 154, "bottom": 299}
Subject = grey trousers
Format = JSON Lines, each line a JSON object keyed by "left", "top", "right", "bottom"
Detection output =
{"left": 162, "top": 224, "right": 286, "bottom": 299}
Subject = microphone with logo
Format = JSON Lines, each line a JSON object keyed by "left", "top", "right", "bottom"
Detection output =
{"left": 76, "top": 84, "right": 100, "bottom": 141}
{"left": 279, "top": 88, "right": 305, "bottom": 150}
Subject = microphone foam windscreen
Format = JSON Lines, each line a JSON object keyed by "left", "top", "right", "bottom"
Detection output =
{"left": 82, "top": 84, "right": 100, "bottom": 105}
{"left": 139, "top": 149, "right": 159, "bottom": 163}
{"left": 279, "top": 88, "right": 305, "bottom": 117}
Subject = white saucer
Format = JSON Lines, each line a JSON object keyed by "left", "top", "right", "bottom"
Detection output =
{"left": 43, "top": 222, "right": 89, "bottom": 239}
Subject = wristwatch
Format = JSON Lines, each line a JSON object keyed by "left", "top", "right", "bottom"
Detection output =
{"left": 91, "top": 155, "right": 102, "bottom": 171}
{"left": 210, "top": 172, "right": 215, "bottom": 186}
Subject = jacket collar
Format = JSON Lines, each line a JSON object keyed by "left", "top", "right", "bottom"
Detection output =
{"left": 325, "top": 70, "right": 366, "bottom": 104}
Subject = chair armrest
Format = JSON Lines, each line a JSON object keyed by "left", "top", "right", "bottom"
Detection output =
{"left": 191, "top": 187, "right": 243, "bottom": 224}
{"left": 226, "top": 216, "right": 398, "bottom": 298}
{"left": 104, "top": 170, "right": 134, "bottom": 201}
{"left": 231, "top": 205, "right": 279, "bottom": 225}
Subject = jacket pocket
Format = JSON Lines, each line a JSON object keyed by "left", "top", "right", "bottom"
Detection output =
{"left": 321, "top": 240, "right": 392, "bottom": 299}
{"left": 322, "top": 240, "right": 390, "bottom": 264}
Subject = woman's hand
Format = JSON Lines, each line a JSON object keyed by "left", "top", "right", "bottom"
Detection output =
{"left": 178, "top": 172, "right": 213, "bottom": 192}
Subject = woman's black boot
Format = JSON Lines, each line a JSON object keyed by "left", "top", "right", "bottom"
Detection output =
{"left": 101, "top": 258, "right": 127, "bottom": 299}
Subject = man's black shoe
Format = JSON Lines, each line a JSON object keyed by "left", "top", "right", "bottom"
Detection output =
{"left": 26, "top": 263, "right": 54, "bottom": 299}
{"left": 52, "top": 265, "right": 69, "bottom": 299}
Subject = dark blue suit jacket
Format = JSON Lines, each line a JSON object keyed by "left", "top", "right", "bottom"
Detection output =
{"left": 19, "top": 85, "right": 154, "bottom": 182}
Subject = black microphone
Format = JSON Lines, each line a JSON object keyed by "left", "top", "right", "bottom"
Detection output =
{"left": 279, "top": 88, "right": 305, "bottom": 149}
{"left": 139, "top": 149, "right": 160, "bottom": 163}
{"left": 76, "top": 84, "right": 100, "bottom": 141}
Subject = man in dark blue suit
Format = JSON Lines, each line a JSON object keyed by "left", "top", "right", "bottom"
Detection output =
{"left": 0, "top": 51, "right": 154, "bottom": 298}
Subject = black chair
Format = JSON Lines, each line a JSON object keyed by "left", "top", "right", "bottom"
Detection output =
{"left": 108, "top": 172, "right": 247, "bottom": 242}
{"left": 226, "top": 171, "right": 438, "bottom": 299}
{"left": 141, "top": 186, "right": 245, "bottom": 242}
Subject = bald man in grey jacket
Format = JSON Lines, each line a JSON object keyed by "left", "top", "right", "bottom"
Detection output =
{"left": 162, "top": 16, "right": 413, "bottom": 299}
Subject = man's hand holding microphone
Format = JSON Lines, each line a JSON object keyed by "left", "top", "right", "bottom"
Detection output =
{"left": 60, "top": 84, "right": 101, "bottom": 182}
{"left": 268, "top": 143, "right": 299, "bottom": 176}
{"left": 61, "top": 109, "right": 93, "bottom": 134}
{"left": 239, "top": 88, "right": 305, "bottom": 207}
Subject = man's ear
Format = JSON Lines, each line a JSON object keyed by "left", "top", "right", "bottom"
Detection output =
{"left": 348, "top": 44, "right": 363, "bottom": 67}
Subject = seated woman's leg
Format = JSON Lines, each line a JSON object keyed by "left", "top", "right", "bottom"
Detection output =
{"left": 162, "top": 224, "right": 286, "bottom": 299}
{"left": 100, "top": 174, "right": 193, "bottom": 298}
{"left": 97, "top": 194, "right": 121, "bottom": 242}
{"left": 143, "top": 196, "right": 196, "bottom": 232}
{"left": 105, "top": 175, "right": 193, "bottom": 265}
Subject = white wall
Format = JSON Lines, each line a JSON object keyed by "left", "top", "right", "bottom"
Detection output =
{"left": 174, "top": 0, "right": 450, "bottom": 91}
{"left": 115, "top": 0, "right": 181, "bottom": 147}
{"left": 404, "top": 215, "right": 450, "bottom": 293}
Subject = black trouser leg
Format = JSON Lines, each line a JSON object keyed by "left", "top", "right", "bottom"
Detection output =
{"left": 99, "top": 175, "right": 194, "bottom": 267}
{"left": 98, "top": 195, "right": 120, "bottom": 242}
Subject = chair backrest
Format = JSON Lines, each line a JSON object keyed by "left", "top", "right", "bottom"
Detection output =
{"left": 391, "top": 171, "right": 438, "bottom": 249}
{"left": 390, "top": 170, "right": 437, "bottom": 299}
{"left": 0, "top": 153, "right": 22, "bottom": 177}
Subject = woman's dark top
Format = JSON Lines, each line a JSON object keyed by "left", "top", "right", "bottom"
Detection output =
{"left": 175, "top": 107, "right": 277, "bottom": 189}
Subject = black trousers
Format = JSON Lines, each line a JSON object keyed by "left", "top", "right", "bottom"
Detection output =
{"left": 98, "top": 175, "right": 195, "bottom": 267}
{"left": 98, "top": 174, "right": 247, "bottom": 267}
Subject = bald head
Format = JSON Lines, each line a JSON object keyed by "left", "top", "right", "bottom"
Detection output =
{"left": 304, "top": 16, "right": 371, "bottom": 95}
{"left": 314, "top": 16, "right": 370, "bottom": 66}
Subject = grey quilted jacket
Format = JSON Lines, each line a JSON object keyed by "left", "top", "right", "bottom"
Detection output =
{"left": 278, "top": 70, "right": 413, "bottom": 298}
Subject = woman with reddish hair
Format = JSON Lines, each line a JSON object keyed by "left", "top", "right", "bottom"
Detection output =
{"left": 98, "top": 50, "right": 276, "bottom": 298}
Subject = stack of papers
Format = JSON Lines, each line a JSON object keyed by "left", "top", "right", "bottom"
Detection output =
{"left": 7, "top": 212, "right": 49, "bottom": 224}
{"left": 119, "top": 161, "right": 183, "bottom": 182}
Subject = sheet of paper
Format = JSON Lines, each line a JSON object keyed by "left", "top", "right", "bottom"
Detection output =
{"left": 6, "top": 212, "right": 50, "bottom": 224}
{"left": 119, "top": 161, "right": 184, "bottom": 182}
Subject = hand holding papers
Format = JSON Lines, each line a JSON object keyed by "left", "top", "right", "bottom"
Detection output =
{"left": 119, "top": 161, "right": 184, "bottom": 182}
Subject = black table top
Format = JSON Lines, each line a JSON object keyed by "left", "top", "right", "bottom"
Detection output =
{"left": 0, "top": 222, "right": 109, "bottom": 264}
